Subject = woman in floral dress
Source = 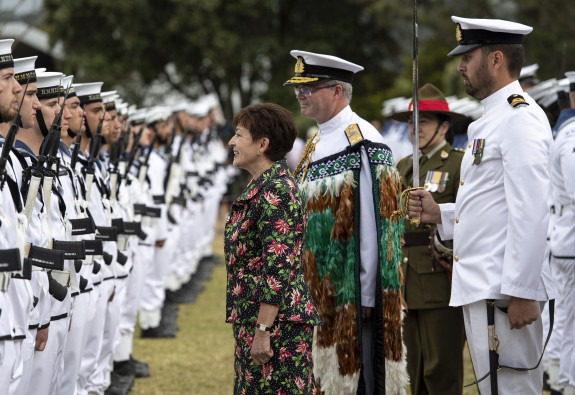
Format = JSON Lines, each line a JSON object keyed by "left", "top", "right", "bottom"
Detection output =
{"left": 225, "top": 103, "right": 321, "bottom": 394}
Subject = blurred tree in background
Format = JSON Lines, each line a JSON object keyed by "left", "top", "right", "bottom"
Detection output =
{"left": 43, "top": 0, "right": 575, "bottom": 129}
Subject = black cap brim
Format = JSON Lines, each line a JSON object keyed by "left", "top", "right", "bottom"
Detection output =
{"left": 448, "top": 43, "right": 482, "bottom": 57}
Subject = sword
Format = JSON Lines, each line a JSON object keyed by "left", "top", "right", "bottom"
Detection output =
{"left": 412, "top": 0, "right": 420, "bottom": 186}
{"left": 410, "top": 0, "right": 421, "bottom": 226}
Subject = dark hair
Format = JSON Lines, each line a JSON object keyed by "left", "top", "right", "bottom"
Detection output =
{"left": 435, "top": 114, "right": 454, "bottom": 145}
{"left": 232, "top": 103, "right": 297, "bottom": 161}
{"left": 482, "top": 44, "right": 525, "bottom": 79}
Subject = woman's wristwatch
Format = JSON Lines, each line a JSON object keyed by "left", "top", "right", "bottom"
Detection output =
{"left": 255, "top": 322, "right": 271, "bottom": 333}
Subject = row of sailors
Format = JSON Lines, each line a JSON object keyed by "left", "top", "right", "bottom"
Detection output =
{"left": 0, "top": 38, "right": 231, "bottom": 395}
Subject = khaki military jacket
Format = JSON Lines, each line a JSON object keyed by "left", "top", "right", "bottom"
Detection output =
{"left": 396, "top": 142, "right": 463, "bottom": 309}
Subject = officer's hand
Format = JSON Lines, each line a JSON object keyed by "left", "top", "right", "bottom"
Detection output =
{"left": 407, "top": 189, "right": 441, "bottom": 224}
{"left": 35, "top": 327, "right": 49, "bottom": 351}
{"left": 507, "top": 297, "right": 538, "bottom": 330}
{"left": 250, "top": 330, "right": 273, "bottom": 366}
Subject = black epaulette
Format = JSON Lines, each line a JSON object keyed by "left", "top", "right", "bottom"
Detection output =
{"left": 508, "top": 94, "right": 529, "bottom": 108}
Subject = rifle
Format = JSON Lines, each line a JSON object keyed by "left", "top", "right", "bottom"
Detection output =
{"left": 69, "top": 108, "right": 85, "bottom": 173}
{"left": 109, "top": 137, "right": 123, "bottom": 203}
{"left": 123, "top": 125, "right": 144, "bottom": 181}
{"left": 84, "top": 106, "right": 108, "bottom": 204}
{"left": 0, "top": 75, "right": 30, "bottom": 189}
{"left": 163, "top": 117, "right": 182, "bottom": 206}
{"left": 138, "top": 133, "right": 157, "bottom": 186}
{"left": 37, "top": 85, "right": 71, "bottom": 174}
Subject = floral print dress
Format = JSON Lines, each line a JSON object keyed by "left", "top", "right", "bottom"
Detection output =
{"left": 225, "top": 159, "right": 321, "bottom": 394}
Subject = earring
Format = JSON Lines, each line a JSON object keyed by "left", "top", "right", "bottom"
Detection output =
{"left": 257, "top": 151, "right": 262, "bottom": 156}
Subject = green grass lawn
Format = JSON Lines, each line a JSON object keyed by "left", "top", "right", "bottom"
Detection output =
{"left": 129, "top": 205, "right": 484, "bottom": 394}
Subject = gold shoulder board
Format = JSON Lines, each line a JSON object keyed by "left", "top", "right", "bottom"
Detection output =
{"left": 507, "top": 94, "right": 529, "bottom": 108}
{"left": 345, "top": 124, "right": 364, "bottom": 147}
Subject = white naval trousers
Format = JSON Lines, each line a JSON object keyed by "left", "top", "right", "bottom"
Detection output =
{"left": 0, "top": 340, "right": 17, "bottom": 392}
{"left": 60, "top": 291, "right": 92, "bottom": 395}
{"left": 463, "top": 300, "right": 544, "bottom": 394}
{"left": 139, "top": 240, "right": 174, "bottom": 329}
{"left": 115, "top": 244, "right": 150, "bottom": 362}
{"left": 550, "top": 256, "right": 575, "bottom": 387}
{"left": 29, "top": 291, "right": 71, "bottom": 395}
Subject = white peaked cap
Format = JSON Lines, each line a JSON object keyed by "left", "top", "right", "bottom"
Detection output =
{"left": 448, "top": 16, "right": 532, "bottom": 57}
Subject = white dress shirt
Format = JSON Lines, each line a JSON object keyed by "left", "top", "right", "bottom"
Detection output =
{"left": 311, "top": 105, "right": 385, "bottom": 307}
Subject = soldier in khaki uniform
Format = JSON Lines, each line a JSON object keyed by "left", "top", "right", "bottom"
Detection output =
{"left": 393, "top": 84, "right": 466, "bottom": 395}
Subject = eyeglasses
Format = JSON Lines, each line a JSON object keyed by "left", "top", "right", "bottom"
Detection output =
{"left": 294, "top": 84, "right": 338, "bottom": 97}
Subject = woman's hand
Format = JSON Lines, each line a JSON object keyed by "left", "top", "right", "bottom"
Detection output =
{"left": 250, "top": 330, "right": 273, "bottom": 366}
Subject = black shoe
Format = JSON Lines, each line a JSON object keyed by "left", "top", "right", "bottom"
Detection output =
{"left": 140, "top": 326, "right": 176, "bottom": 338}
{"left": 105, "top": 372, "right": 134, "bottom": 395}
{"left": 165, "top": 281, "right": 205, "bottom": 304}
{"left": 113, "top": 359, "right": 134, "bottom": 377}
{"left": 130, "top": 356, "right": 151, "bottom": 378}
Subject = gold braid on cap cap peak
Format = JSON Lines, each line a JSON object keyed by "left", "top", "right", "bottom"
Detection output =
{"left": 286, "top": 76, "right": 320, "bottom": 84}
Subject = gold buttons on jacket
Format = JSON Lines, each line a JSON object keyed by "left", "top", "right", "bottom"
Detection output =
{"left": 468, "top": 142, "right": 472, "bottom": 148}
{"left": 454, "top": 255, "right": 459, "bottom": 262}
{"left": 460, "top": 179, "right": 465, "bottom": 185}
{"left": 456, "top": 217, "right": 459, "bottom": 223}
{"left": 403, "top": 257, "right": 408, "bottom": 264}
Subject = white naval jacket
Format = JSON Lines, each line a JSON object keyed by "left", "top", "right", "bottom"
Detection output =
{"left": 311, "top": 105, "right": 384, "bottom": 308}
{"left": 549, "top": 111, "right": 575, "bottom": 257}
{"left": 438, "top": 81, "right": 555, "bottom": 306}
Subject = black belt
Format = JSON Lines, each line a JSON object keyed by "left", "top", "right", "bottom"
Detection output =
{"left": 403, "top": 230, "right": 431, "bottom": 246}
{"left": 50, "top": 313, "right": 68, "bottom": 321}
{"left": 551, "top": 254, "right": 575, "bottom": 260}
{"left": 466, "top": 299, "right": 555, "bottom": 393}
